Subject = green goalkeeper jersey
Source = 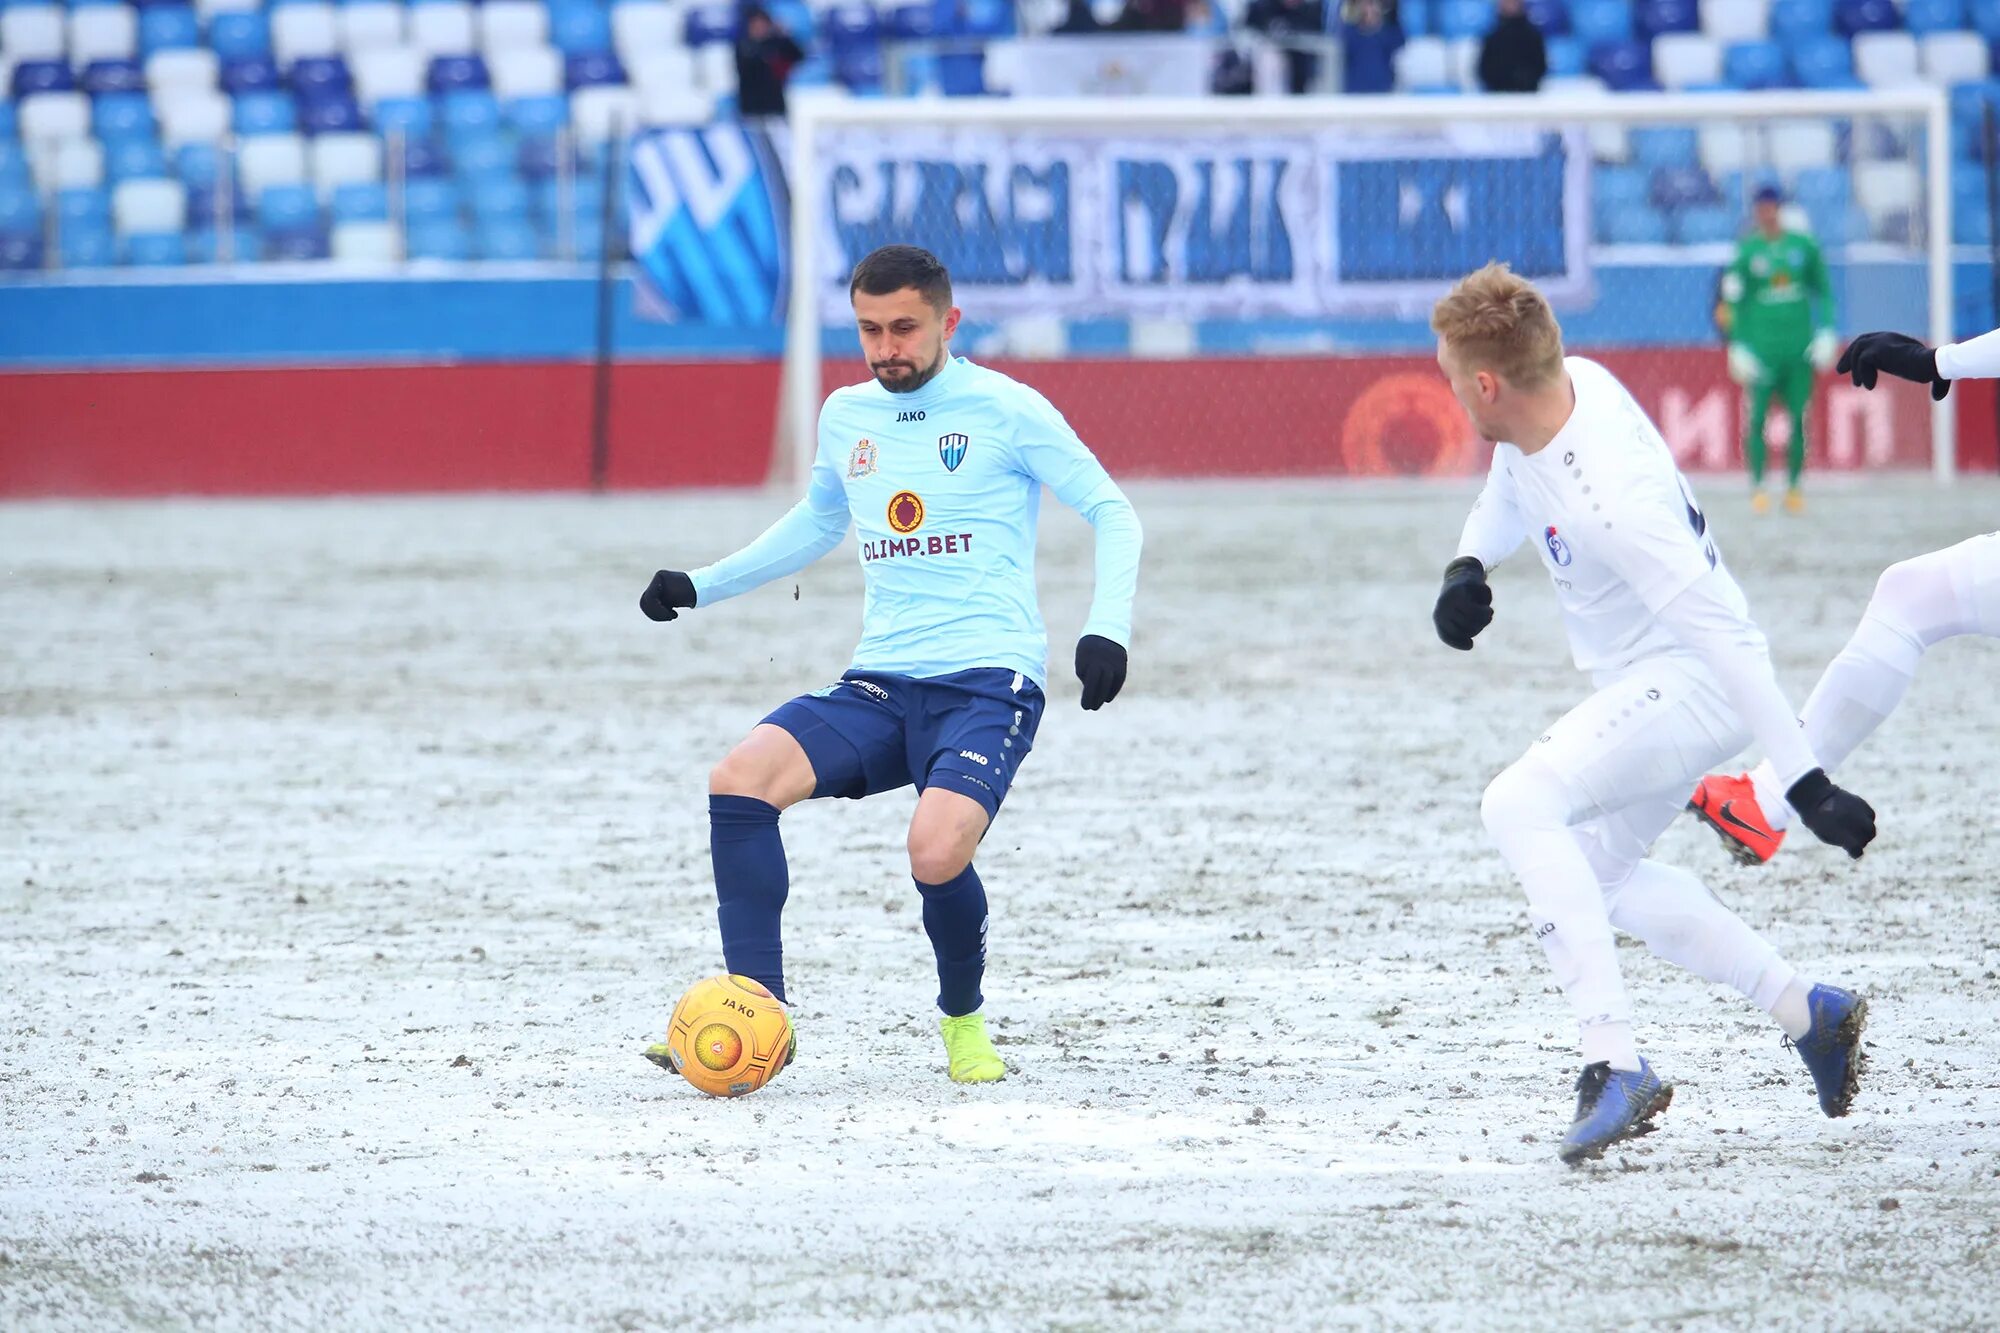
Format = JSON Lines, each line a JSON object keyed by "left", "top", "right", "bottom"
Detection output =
{"left": 1723, "top": 229, "right": 1834, "bottom": 356}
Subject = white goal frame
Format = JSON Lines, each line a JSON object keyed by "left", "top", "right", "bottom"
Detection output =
{"left": 783, "top": 88, "right": 1954, "bottom": 484}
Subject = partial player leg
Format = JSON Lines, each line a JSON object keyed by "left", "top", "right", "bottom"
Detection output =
{"left": 1781, "top": 357, "right": 1812, "bottom": 507}
{"left": 707, "top": 724, "right": 820, "bottom": 1003}
{"left": 1744, "top": 380, "right": 1775, "bottom": 501}
{"left": 908, "top": 787, "right": 993, "bottom": 1017}
{"left": 1745, "top": 533, "right": 2000, "bottom": 833}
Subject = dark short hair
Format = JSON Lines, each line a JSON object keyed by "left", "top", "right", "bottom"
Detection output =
{"left": 849, "top": 245, "right": 952, "bottom": 313}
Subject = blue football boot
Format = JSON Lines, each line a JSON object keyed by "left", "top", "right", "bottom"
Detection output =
{"left": 1558, "top": 1058, "right": 1674, "bottom": 1165}
{"left": 1788, "top": 984, "right": 1867, "bottom": 1118}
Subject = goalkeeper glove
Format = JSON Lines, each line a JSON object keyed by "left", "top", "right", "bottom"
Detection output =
{"left": 1727, "top": 342, "right": 1765, "bottom": 386}
{"left": 640, "top": 570, "right": 697, "bottom": 622}
{"left": 1836, "top": 331, "right": 1951, "bottom": 401}
{"left": 1785, "top": 768, "right": 1877, "bottom": 860}
{"left": 1809, "top": 328, "right": 1838, "bottom": 372}
{"left": 1432, "top": 556, "right": 1493, "bottom": 652}
{"left": 1074, "top": 635, "right": 1127, "bottom": 711}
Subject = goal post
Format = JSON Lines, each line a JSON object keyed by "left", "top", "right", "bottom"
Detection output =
{"left": 782, "top": 88, "right": 1954, "bottom": 487}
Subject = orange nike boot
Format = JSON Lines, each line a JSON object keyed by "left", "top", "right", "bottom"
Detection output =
{"left": 1687, "top": 773, "right": 1786, "bottom": 865}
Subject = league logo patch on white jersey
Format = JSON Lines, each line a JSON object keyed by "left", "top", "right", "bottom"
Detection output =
{"left": 1545, "top": 525, "right": 1573, "bottom": 567}
{"left": 848, "top": 438, "right": 877, "bottom": 479}
{"left": 938, "top": 433, "right": 969, "bottom": 473}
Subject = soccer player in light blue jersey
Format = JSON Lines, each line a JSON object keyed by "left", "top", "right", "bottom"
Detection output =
{"left": 638, "top": 245, "right": 1143, "bottom": 1083}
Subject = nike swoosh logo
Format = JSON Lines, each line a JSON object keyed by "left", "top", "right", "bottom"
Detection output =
{"left": 1716, "top": 801, "right": 1764, "bottom": 838}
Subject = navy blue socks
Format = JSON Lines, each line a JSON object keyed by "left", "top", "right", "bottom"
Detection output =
{"left": 710, "top": 795, "right": 789, "bottom": 1003}
{"left": 916, "top": 864, "right": 988, "bottom": 1017}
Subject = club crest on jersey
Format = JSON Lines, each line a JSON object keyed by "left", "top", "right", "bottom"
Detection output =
{"left": 887, "top": 490, "right": 925, "bottom": 535}
{"left": 1545, "top": 525, "right": 1573, "bottom": 567}
{"left": 847, "top": 438, "right": 877, "bottom": 479}
{"left": 938, "top": 433, "right": 969, "bottom": 472}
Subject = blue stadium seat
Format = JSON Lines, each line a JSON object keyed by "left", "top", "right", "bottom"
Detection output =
{"left": 1588, "top": 39, "right": 1654, "bottom": 89}
{"left": 1975, "top": 0, "right": 2000, "bottom": 40}
{"left": 124, "top": 231, "right": 187, "bottom": 265}
{"left": 300, "top": 95, "right": 365, "bottom": 135}
{"left": 836, "top": 45, "right": 885, "bottom": 89}
{"left": 60, "top": 221, "right": 117, "bottom": 267}
{"left": 233, "top": 91, "right": 298, "bottom": 135}
{"left": 221, "top": 56, "right": 283, "bottom": 94}
{"left": 0, "top": 147, "right": 26, "bottom": 194}
{"left": 429, "top": 55, "right": 492, "bottom": 94}
{"left": 1793, "top": 165, "right": 1853, "bottom": 212}
{"left": 1545, "top": 35, "right": 1586, "bottom": 74}
{"left": 1634, "top": 0, "right": 1698, "bottom": 37}
{"left": 1724, "top": 41, "right": 1789, "bottom": 88}
{"left": 506, "top": 94, "right": 569, "bottom": 137}
{"left": 957, "top": 0, "right": 1015, "bottom": 37}
{"left": 186, "top": 182, "right": 249, "bottom": 226}
{"left": 1770, "top": 0, "right": 1834, "bottom": 40}
{"left": 0, "top": 185, "right": 41, "bottom": 237}
{"left": 56, "top": 186, "right": 110, "bottom": 227}
{"left": 407, "top": 218, "right": 472, "bottom": 259}
{"left": 83, "top": 59, "right": 147, "bottom": 94}
{"left": 683, "top": 3, "right": 737, "bottom": 44}
{"left": 1523, "top": 0, "right": 1568, "bottom": 33}
{"left": 265, "top": 227, "right": 330, "bottom": 260}
{"left": 208, "top": 11, "right": 271, "bottom": 59}
{"left": 1650, "top": 164, "right": 1716, "bottom": 208}
{"left": 185, "top": 225, "right": 261, "bottom": 262}
{"left": 551, "top": 1, "right": 614, "bottom": 54}
{"left": 12, "top": 61, "right": 77, "bottom": 98}
{"left": 402, "top": 136, "right": 451, "bottom": 178}
{"left": 105, "top": 137, "right": 169, "bottom": 182}
{"left": 1806, "top": 202, "right": 1870, "bottom": 244}
{"left": 1596, "top": 162, "right": 1652, "bottom": 207}
{"left": 517, "top": 132, "right": 573, "bottom": 179}
{"left": 1955, "top": 197, "right": 1992, "bottom": 244}
{"left": 531, "top": 175, "right": 599, "bottom": 219}
{"left": 564, "top": 52, "right": 626, "bottom": 88}
{"left": 92, "top": 91, "right": 155, "bottom": 140}
{"left": 939, "top": 50, "right": 985, "bottom": 95}
{"left": 403, "top": 176, "right": 462, "bottom": 222}
{"left": 1675, "top": 205, "right": 1738, "bottom": 243}
{"left": 823, "top": 3, "right": 881, "bottom": 47}
{"left": 1907, "top": 0, "right": 1969, "bottom": 34}
{"left": 374, "top": 96, "right": 435, "bottom": 140}
{"left": 137, "top": 5, "right": 200, "bottom": 53}
{"left": 291, "top": 56, "right": 353, "bottom": 99}
{"left": 1791, "top": 34, "right": 1855, "bottom": 85}
{"left": 1601, "top": 206, "right": 1671, "bottom": 243}
{"left": 476, "top": 217, "right": 539, "bottom": 259}
{"left": 1400, "top": 0, "right": 1433, "bottom": 34}
{"left": 451, "top": 133, "right": 516, "bottom": 181}
{"left": 1834, "top": 0, "right": 1900, "bottom": 34}
{"left": 886, "top": 4, "right": 939, "bottom": 40}
{"left": 440, "top": 91, "right": 503, "bottom": 139}
{"left": 767, "top": 0, "right": 817, "bottom": 41}
{"left": 1631, "top": 126, "right": 1698, "bottom": 169}
{"left": 333, "top": 181, "right": 389, "bottom": 221}
{"left": 258, "top": 183, "right": 320, "bottom": 230}
{"left": 1433, "top": 0, "right": 1488, "bottom": 39}
{"left": 0, "top": 102, "right": 15, "bottom": 141}
{"left": 470, "top": 174, "right": 529, "bottom": 220}
{"left": 1569, "top": 0, "right": 1631, "bottom": 45}
{"left": 0, "top": 233, "right": 46, "bottom": 271}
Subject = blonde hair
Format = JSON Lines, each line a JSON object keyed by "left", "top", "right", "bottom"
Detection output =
{"left": 1430, "top": 261, "right": 1565, "bottom": 389}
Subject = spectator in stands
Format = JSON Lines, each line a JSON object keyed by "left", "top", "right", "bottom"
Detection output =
{"left": 1247, "top": 0, "right": 1327, "bottom": 94}
{"left": 736, "top": 6, "right": 806, "bottom": 118}
{"left": 1340, "top": 0, "right": 1401, "bottom": 95}
{"left": 1477, "top": 0, "right": 1546, "bottom": 94}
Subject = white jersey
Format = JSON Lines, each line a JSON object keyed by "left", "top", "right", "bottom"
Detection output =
{"left": 1457, "top": 357, "right": 1756, "bottom": 677}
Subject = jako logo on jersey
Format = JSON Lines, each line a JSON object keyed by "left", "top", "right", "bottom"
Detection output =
{"left": 847, "top": 438, "right": 877, "bottom": 480}
{"left": 959, "top": 749, "right": 989, "bottom": 766}
{"left": 938, "top": 433, "right": 969, "bottom": 472}
{"left": 887, "top": 491, "right": 925, "bottom": 534}
{"left": 897, "top": 409, "right": 926, "bottom": 423}
{"left": 1545, "top": 525, "right": 1573, "bottom": 567}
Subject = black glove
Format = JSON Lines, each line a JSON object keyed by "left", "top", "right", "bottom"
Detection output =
{"left": 1074, "top": 634, "right": 1127, "bottom": 711}
{"left": 1432, "top": 556, "right": 1493, "bottom": 651}
{"left": 1785, "top": 767, "right": 1877, "bottom": 860}
{"left": 639, "top": 570, "right": 697, "bottom": 622}
{"left": 1837, "top": 331, "right": 1950, "bottom": 401}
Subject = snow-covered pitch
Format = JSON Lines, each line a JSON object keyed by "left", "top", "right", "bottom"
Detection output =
{"left": 5, "top": 476, "right": 1998, "bottom": 1330}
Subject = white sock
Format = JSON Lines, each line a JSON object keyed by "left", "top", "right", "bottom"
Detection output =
{"left": 1769, "top": 976, "right": 1814, "bottom": 1041}
{"left": 1581, "top": 1021, "right": 1643, "bottom": 1072}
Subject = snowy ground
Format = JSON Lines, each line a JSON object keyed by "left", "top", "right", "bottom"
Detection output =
{"left": 4, "top": 474, "right": 1999, "bottom": 1331}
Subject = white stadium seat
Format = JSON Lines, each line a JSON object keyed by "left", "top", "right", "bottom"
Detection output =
{"left": 36, "top": 138, "right": 105, "bottom": 192}
{"left": 1541, "top": 76, "right": 1627, "bottom": 163}
{"left": 1853, "top": 31, "right": 1922, "bottom": 88}
{"left": 696, "top": 42, "right": 735, "bottom": 92}
{"left": 310, "top": 132, "right": 383, "bottom": 200}
{"left": 271, "top": 3, "right": 341, "bottom": 67}
{"left": 410, "top": 2, "right": 478, "bottom": 57}
{"left": 1853, "top": 160, "right": 1921, "bottom": 230}
{"left": 490, "top": 45, "right": 564, "bottom": 98}
{"left": 1767, "top": 119, "right": 1836, "bottom": 173}
{"left": 1921, "top": 32, "right": 1989, "bottom": 86}
{"left": 1393, "top": 36, "right": 1451, "bottom": 89}
{"left": 1699, "top": 0, "right": 1768, "bottom": 43}
{"left": 146, "top": 48, "right": 221, "bottom": 95}
{"left": 0, "top": 6, "right": 66, "bottom": 61}
{"left": 612, "top": 2, "right": 683, "bottom": 67}
{"left": 331, "top": 220, "right": 400, "bottom": 265}
{"left": 112, "top": 178, "right": 188, "bottom": 236}
{"left": 1697, "top": 122, "right": 1752, "bottom": 177}
{"left": 340, "top": 3, "right": 407, "bottom": 55}
{"left": 480, "top": 0, "right": 551, "bottom": 53}
{"left": 237, "top": 133, "right": 309, "bottom": 196}
{"left": 18, "top": 91, "right": 91, "bottom": 147}
{"left": 157, "top": 89, "right": 232, "bottom": 145}
{"left": 352, "top": 47, "right": 427, "bottom": 104}
{"left": 570, "top": 86, "right": 642, "bottom": 143}
{"left": 1653, "top": 33, "right": 1722, "bottom": 89}
{"left": 69, "top": 4, "right": 139, "bottom": 64}
{"left": 630, "top": 48, "right": 698, "bottom": 98}
{"left": 194, "top": 0, "right": 261, "bottom": 18}
{"left": 1448, "top": 35, "right": 1479, "bottom": 88}
{"left": 638, "top": 85, "right": 713, "bottom": 125}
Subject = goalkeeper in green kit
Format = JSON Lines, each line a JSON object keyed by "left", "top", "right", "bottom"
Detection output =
{"left": 1723, "top": 184, "right": 1839, "bottom": 514}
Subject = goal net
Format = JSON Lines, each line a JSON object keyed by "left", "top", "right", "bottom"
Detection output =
{"left": 780, "top": 89, "right": 1955, "bottom": 487}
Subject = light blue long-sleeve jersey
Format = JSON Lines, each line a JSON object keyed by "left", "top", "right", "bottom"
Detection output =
{"left": 689, "top": 355, "right": 1142, "bottom": 687}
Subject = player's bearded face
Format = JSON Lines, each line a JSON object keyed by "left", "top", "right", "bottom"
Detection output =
{"left": 854, "top": 289, "right": 962, "bottom": 394}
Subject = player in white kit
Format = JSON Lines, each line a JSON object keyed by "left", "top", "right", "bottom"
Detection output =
{"left": 1428, "top": 264, "right": 1878, "bottom": 1164}
{"left": 1691, "top": 326, "right": 2000, "bottom": 863}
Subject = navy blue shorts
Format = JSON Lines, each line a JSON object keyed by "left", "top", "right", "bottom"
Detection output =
{"left": 763, "top": 669, "right": 1046, "bottom": 819}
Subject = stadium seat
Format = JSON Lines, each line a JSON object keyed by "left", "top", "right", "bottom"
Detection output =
{"left": 1654, "top": 33, "right": 1722, "bottom": 88}
{"left": 233, "top": 91, "right": 298, "bottom": 136}
{"left": 60, "top": 221, "right": 117, "bottom": 266}
{"left": 83, "top": 59, "right": 149, "bottom": 95}
{"left": 822, "top": 3, "right": 880, "bottom": 47}
{"left": 1853, "top": 159, "right": 1921, "bottom": 226}
{"left": 1434, "top": 0, "right": 1488, "bottom": 40}
{"left": 630, "top": 47, "right": 699, "bottom": 98}
{"left": 340, "top": 3, "right": 405, "bottom": 54}
{"left": 180, "top": 221, "right": 254, "bottom": 262}
{"left": 71, "top": 3, "right": 140, "bottom": 65}
{"left": 268, "top": 1, "right": 337, "bottom": 65}
{"left": 1634, "top": 0, "right": 1699, "bottom": 37}
{"left": 1701, "top": 0, "right": 1771, "bottom": 43}
{"left": 695, "top": 42, "right": 736, "bottom": 92}
{"left": 186, "top": 178, "right": 249, "bottom": 228}
{"left": 440, "top": 90, "right": 504, "bottom": 139}
{"left": 291, "top": 55, "right": 354, "bottom": 101}
{"left": 491, "top": 46, "right": 565, "bottom": 98}
{"left": 684, "top": 4, "right": 738, "bottom": 45}
{"left": 145, "top": 49, "right": 221, "bottom": 97}
{"left": 1, "top": 6, "right": 67, "bottom": 61}
{"left": 1588, "top": 39, "right": 1654, "bottom": 90}
{"left": 409, "top": 2, "right": 478, "bottom": 56}
{"left": 429, "top": 54, "right": 494, "bottom": 94}
{"left": 1792, "top": 163, "right": 1852, "bottom": 212}
{"left": 353, "top": 48, "right": 428, "bottom": 105}
{"left": 959, "top": 0, "right": 1016, "bottom": 37}
{"left": 1791, "top": 35, "right": 1856, "bottom": 86}
{"left": 112, "top": 176, "right": 187, "bottom": 234}
{"left": 56, "top": 185, "right": 111, "bottom": 229}
{"left": 406, "top": 217, "right": 472, "bottom": 259}
{"left": 506, "top": 92, "right": 569, "bottom": 137}
{"left": 93, "top": 92, "right": 157, "bottom": 142}
{"left": 1923, "top": 32, "right": 1990, "bottom": 83}
{"left": 172, "top": 142, "right": 228, "bottom": 188}
{"left": 551, "top": 3, "right": 614, "bottom": 55}
{"left": 331, "top": 218, "right": 399, "bottom": 262}
{"left": 0, "top": 145, "right": 26, "bottom": 193}
{"left": 0, "top": 234, "right": 47, "bottom": 270}
{"left": 886, "top": 3, "right": 940, "bottom": 40}
{"left": 469, "top": 174, "right": 530, "bottom": 222}
{"left": 0, "top": 185, "right": 41, "bottom": 237}
{"left": 1975, "top": 0, "right": 2000, "bottom": 40}
{"left": 1601, "top": 206, "right": 1671, "bottom": 243}
{"left": 124, "top": 230, "right": 187, "bottom": 265}
{"left": 572, "top": 85, "right": 642, "bottom": 141}
{"left": 481, "top": 0, "right": 552, "bottom": 53}
{"left": 402, "top": 175, "right": 461, "bottom": 222}
{"left": 265, "top": 226, "right": 331, "bottom": 260}
{"left": 18, "top": 92, "right": 90, "bottom": 148}
{"left": 565, "top": 52, "right": 628, "bottom": 88}
{"left": 310, "top": 131, "right": 381, "bottom": 198}
{"left": 1769, "top": 119, "right": 1838, "bottom": 171}
{"left": 105, "top": 137, "right": 169, "bottom": 184}
{"left": 139, "top": 5, "right": 202, "bottom": 54}
{"left": 1854, "top": 32, "right": 1922, "bottom": 86}
{"left": 400, "top": 136, "right": 451, "bottom": 178}
{"left": 1568, "top": 0, "right": 1631, "bottom": 45}
{"left": 332, "top": 180, "right": 390, "bottom": 220}
{"left": 612, "top": 2, "right": 681, "bottom": 66}
{"left": 238, "top": 132, "right": 308, "bottom": 194}
{"left": 39, "top": 139, "right": 107, "bottom": 193}
{"left": 1675, "top": 204, "right": 1738, "bottom": 242}
{"left": 374, "top": 96, "right": 435, "bottom": 140}
{"left": 12, "top": 62, "right": 77, "bottom": 99}
{"left": 1837, "top": 0, "right": 1901, "bottom": 34}
{"left": 221, "top": 56, "right": 285, "bottom": 94}
{"left": 1906, "top": 0, "right": 1968, "bottom": 33}
{"left": 1631, "top": 125, "right": 1699, "bottom": 169}
{"left": 1650, "top": 163, "right": 1717, "bottom": 209}
{"left": 257, "top": 180, "right": 321, "bottom": 230}
{"left": 449, "top": 132, "right": 515, "bottom": 179}
{"left": 1545, "top": 36, "right": 1586, "bottom": 76}
{"left": 1770, "top": 0, "right": 1835, "bottom": 41}
{"left": 1521, "top": 0, "right": 1568, "bottom": 33}
{"left": 1394, "top": 37, "right": 1453, "bottom": 89}
{"left": 639, "top": 85, "right": 713, "bottom": 124}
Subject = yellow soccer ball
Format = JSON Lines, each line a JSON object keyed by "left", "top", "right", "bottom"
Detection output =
{"left": 661, "top": 974, "right": 794, "bottom": 1097}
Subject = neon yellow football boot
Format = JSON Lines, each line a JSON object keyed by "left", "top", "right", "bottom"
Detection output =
{"left": 939, "top": 1012, "right": 1005, "bottom": 1083}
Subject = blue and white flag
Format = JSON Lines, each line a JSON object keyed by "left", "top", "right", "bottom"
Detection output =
{"left": 627, "top": 125, "right": 788, "bottom": 323}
